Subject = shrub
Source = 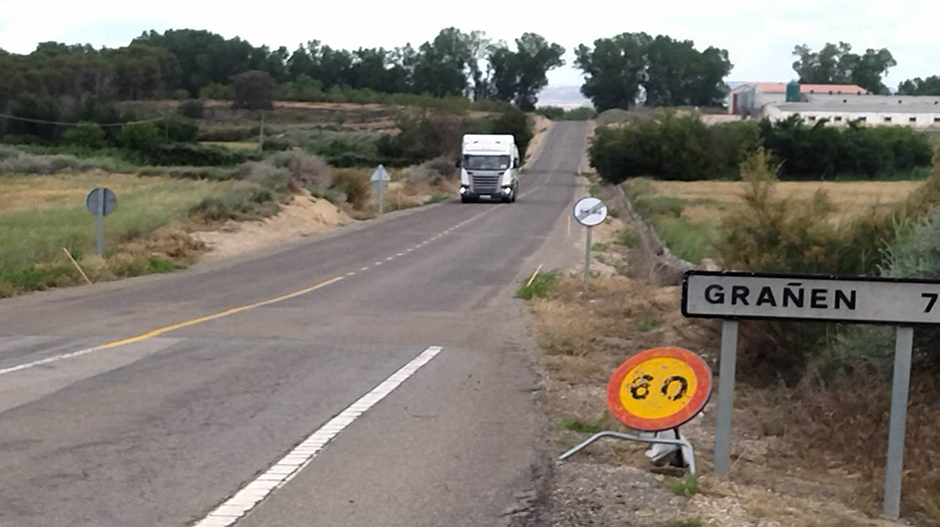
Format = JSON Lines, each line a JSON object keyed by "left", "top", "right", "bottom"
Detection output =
{"left": 515, "top": 271, "right": 557, "bottom": 300}
{"left": 164, "top": 118, "right": 199, "bottom": 143}
{"left": 62, "top": 122, "right": 106, "bottom": 148}
{"left": 197, "top": 127, "right": 256, "bottom": 142}
{"left": 200, "top": 83, "right": 234, "bottom": 100}
{"left": 178, "top": 99, "right": 205, "bottom": 119}
{"left": 120, "top": 122, "right": 162, "bottom": 151}
{"left": 491, "top": 107, "right": 534, "bottom": 160}
{"left": 537, "top": 106, "right": 596, "bottom": 121}
{"left": 173, "top": 89, "right": 191, "bottom": 101}
{"left": 145, "top": 143, "right": 259, "bottom": 167}
{"left": 267, "top": 151, "right": 332, "bottom": 189}
{"left": 332, "top": 169, "right": 371, "bottom": 209}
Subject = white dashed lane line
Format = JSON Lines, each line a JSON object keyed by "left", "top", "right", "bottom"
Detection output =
{"left": 193, "top": 346, "right": 445, "bottom": 527}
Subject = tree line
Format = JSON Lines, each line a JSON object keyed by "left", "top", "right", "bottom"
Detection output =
{"left": 0, "top": 28, "right": 564, "bottom": 114}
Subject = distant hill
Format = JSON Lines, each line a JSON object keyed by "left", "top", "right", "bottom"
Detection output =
{"left": 537, "top": 85, "right": 593, "bottom": 109}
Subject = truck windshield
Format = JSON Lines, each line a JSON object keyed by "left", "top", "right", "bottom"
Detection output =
{"left": 463, "top": 155, "right": 510, "bottom": 170}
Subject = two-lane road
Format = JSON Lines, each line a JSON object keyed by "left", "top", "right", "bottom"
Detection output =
{"left": 0, "top": 122, "right": 589, "bottom": 526}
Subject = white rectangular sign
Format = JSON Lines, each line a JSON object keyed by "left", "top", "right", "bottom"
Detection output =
{"left": 682, "top": 271, "right": 940, "bottom": 325}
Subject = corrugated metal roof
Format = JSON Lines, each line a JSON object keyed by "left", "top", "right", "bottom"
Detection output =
{"left": 775, "top": 102, "right": 940, "bottom": 114}
{"left": 738, "top": 82, "right": 868, "bottom": 94}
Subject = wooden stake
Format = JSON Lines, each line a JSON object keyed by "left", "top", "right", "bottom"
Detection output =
{"left": 526, "top": 265, "right": 543, "bottom": 288}
{"left": 63, "top": 247, "right": 92, "bottom": 285}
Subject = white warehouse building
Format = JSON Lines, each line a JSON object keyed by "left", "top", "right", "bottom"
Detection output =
{"left": 763, "top": 93, "right": 940, "bottom": 129}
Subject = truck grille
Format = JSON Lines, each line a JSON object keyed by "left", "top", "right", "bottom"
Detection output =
{"left": 470, "top": 173, "right": 500, "bottom": 194}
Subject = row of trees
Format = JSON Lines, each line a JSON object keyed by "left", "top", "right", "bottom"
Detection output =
{"left": 791, "top": 42, "right": 940, "bottom": 96}
{"left": 574, "top": 33, "right": 733, "bottom": 111}
{"left": 590, "top": 112, "right": 933, "bottom": 184}
{"left": 0, "top": 28, "right": 565, "bottom": 112}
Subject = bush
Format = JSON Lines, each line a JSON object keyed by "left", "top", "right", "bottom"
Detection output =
{"left": 173, "top": 89, "right": 191, "bottom": 101}
{"left": 144, "top": 143, "right": 259, "bottom": 167}
{"left": 62, "top": 122, "right": 106, "bottom": 148}
{"left": 120, "top": 122, "right": 162, "bottom": 151}
{"left": 267, "top": 151, "right": 332, "bottom": 189}
{"left": 332, "top": 169, "right": 371, "bottom": 209}
{"left": 200, "top": 83, "right": 233, "bottom": 100}
{"left": 164, "top": 118, "right": 199, "bottom": 143}
{"left": 197, "top": 127, "right": 255, "bottom": 142}
{"left": 178, "top": 99, "right": 205, "bottom": 119}
{"left": 492, "top": 108, "right": 534, "bottom": 160}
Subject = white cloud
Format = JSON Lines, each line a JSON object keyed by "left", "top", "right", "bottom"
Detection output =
{"left": 0, "top": 0, "right": 937, "bottom": 89}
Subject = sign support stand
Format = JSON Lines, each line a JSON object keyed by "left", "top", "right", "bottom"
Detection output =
{"left": 96, "top": 190, "right": 105, "bottom": 256}
{"left": 884, "top": 325, "right": 914, "bottom": 519}
{"left": 583, "top": 225, "right": 592, "bottom": 293}
{"left": 714, "top": 319, "right": 739, "bottom": 477}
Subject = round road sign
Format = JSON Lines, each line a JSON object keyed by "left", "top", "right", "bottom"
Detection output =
{"left": 573, "top": 197, "right": 608, "bottom": 227}
{"left": 607, "top": 347, "right": 712, "bottom": 431}
{"left": 86, "top": 187, "right": 117, "bottom": 216}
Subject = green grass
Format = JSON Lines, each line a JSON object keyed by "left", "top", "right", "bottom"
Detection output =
{"left": 0, "top": 172, "right": 256, "bottom": 296}
{"left": 515, "top": 270, "right": 557, "bottom": 300}
{"left": 589, "top": 183, "right": 601, "bottom": 197}
{"left": 617, "top": 228, "right": 640, "bottom": 248}
{"left": 560, "top": 418, "right": 606, "bottom": 434}
{"left": 425, "top": 194, "right": 450, "bottom": 204}
{"left": 667, "top": 474, "right": 699, "bottom": 497}
{"left": 592, "top": 242, "right": 609, "bottom": 252}
{"left": 634, "top": 316, "right": 661, "bottom": 333}
{"left": 651, "top": 217, "right": 719, "bottom": 264}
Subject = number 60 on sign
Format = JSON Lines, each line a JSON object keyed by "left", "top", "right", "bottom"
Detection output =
{"left": 607, "top": 347, "right": 712, "bottom": 432}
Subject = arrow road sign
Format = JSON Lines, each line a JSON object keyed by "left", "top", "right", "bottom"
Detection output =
{"left": 573, "top": 197, "right": 608, "bottom": 227}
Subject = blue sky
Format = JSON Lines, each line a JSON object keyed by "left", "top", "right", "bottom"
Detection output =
{"left": 1, "top": 0, "right": 938, "bottom": 89}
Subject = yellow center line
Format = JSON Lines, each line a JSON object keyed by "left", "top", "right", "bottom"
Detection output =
{"left": 99, "top": 275, "right": 345, "bottom": 349}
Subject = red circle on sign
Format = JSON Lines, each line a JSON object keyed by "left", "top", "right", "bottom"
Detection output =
{"left": 606, "top": 347, "right": 712, "bottom": 432}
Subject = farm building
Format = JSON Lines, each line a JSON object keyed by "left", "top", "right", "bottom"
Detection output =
{"left": 729, "top": 82, "right": 866, "bottom": 116}
{"left": 763, "top": 92, "right": 940, "bottom": 129}
{"left": 729, "top": 81, "right": 940, "bottom": 129}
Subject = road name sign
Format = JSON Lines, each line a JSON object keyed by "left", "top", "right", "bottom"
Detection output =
{"left": 607, "top": 347, "right": 712, "bottom": 432}
{"left": 573, "top": 196, "right": 608, "bottom": 227}
{"left": 681, "top": 269, "right": 926, "bottom": 519}
{"left": 683, "top": 271, "right": 940, "bottom": 325}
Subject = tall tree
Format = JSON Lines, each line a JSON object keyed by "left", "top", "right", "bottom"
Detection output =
{"left": 898, "top": 76, "right": 940, "bottom": 96}
{"left": 575, "top": 33, "right": 652, "bottom": 111}
{"left": 412, "top": 27, "right": 473, "bottom": 97}
{"left": 487, "top": 33, "right": 564, "bottom": 110}
{"left": 643, "top": 35, "right": 731, "bottom": 107}
{"left": 791, "top": 42, "right": 895, "bottom": 94}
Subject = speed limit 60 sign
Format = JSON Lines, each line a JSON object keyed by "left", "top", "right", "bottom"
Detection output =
{"left": 607, "top": 347, "right": 712, "bottom": 431}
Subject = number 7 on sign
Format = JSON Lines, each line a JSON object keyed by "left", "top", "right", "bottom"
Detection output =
{"left": 922, "top": 293, "right": 938, "bottom": 313}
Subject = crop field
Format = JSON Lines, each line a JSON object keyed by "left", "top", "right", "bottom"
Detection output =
{"left": 626, "top": 178, "right": 923, "bottom": 263}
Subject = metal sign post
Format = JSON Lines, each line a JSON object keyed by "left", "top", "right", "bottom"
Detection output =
{"left": 370, "top": 164, "right": 391, "bottom": 214}
{"left": 681, "top": 270, "right": 939, "bottom": 519}
{"left": 85, "top": 188, "right": 117, "bottom": 256}
{"left": 573, "top": 197, "right": 608, "bottom": 293}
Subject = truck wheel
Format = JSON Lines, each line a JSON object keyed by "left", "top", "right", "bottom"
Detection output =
{"left": 461, "top": 195, "right": 474, "bottom": 203}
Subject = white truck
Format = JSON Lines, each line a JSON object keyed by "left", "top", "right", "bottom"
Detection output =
{"left": 458, "top": 134, "right": 520, "bottom": 203}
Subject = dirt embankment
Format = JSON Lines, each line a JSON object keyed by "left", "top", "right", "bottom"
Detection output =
{"left": 522, "top": 202, "right": 916, "bottom": 527}
{"left": 191, "top": 191, "right": 353, "bottom": 261}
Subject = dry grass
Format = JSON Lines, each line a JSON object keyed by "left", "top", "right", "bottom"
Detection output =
{"left": 0, "top": 171, "right": 253, "bottom": 296}
{"left": 648, "top": 180, "right": 921, "bottom": 224}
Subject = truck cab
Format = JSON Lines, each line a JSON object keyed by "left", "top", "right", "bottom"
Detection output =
{"left": 458, "top": 134, "right": 520, "bottom": 203}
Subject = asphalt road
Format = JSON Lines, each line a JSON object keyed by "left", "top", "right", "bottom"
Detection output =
{"left": 0, "top": 122, "right": 590, "bottom": 527}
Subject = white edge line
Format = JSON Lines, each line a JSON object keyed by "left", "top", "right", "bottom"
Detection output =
{"left": 0, "top": 346, "right": 101, "bottom": 375}
{"left": 191, "top": 345, "right": 444, "bottom": 527}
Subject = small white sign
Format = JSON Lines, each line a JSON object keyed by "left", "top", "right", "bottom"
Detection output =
{"left": 370, "top": 164, "right": 391, "bottom": 182}
{"left": 573, "top": 197, "right": 608, "bottom": 227}
{"left": 683, "top": 271, "right": 940, "bottom": 325}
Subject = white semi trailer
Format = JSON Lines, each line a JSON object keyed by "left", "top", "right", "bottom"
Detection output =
{"left": 458, "top": 134, "right": 520, "bottom": 203}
